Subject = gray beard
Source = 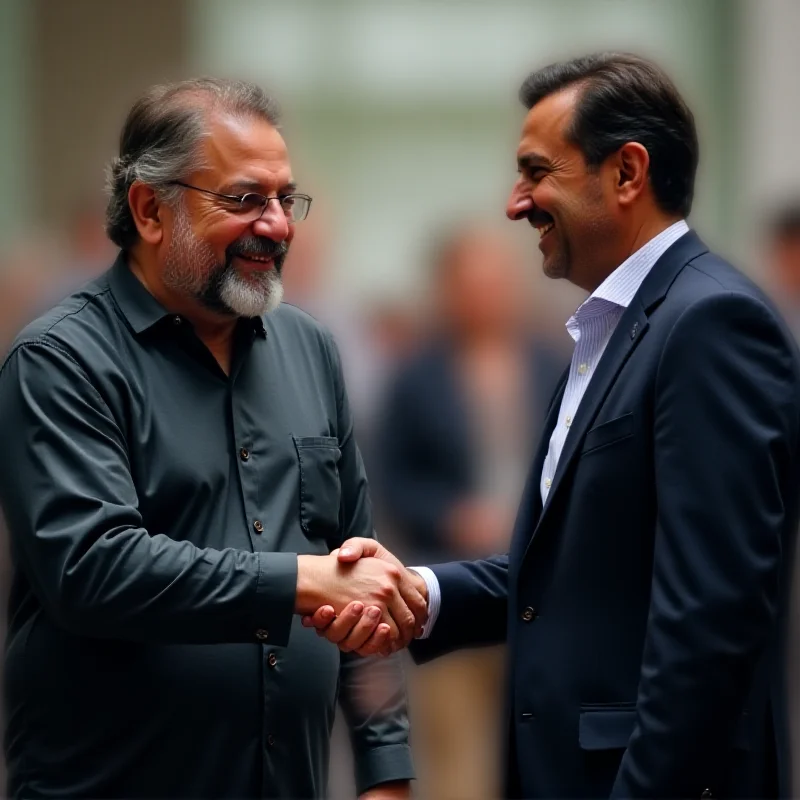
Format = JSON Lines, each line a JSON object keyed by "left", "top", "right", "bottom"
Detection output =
{"left": 163, "top": 204, "right": 284, "bottom": 318}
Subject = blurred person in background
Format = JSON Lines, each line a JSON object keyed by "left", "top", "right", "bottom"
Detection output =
{"left": 374, "top": 224, "right": 562, "bottom": 799}
{"left": 0, "top": 78, "right": 424, "bottom": 800}
{"left": 308, "top": 52, "right": 800, "bottom": 799}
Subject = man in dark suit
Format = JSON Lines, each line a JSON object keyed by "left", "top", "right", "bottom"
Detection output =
{"left": 304, "top": 53, "right": 800, "bottom": 798}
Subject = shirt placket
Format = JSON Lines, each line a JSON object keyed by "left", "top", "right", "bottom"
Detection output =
{"left": 228, "top": 362, "right": 281, "bottom": 787}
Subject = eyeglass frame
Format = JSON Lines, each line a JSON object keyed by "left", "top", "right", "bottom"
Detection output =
{"left": 167, "top": 180, "right": 312, "bottom": 223}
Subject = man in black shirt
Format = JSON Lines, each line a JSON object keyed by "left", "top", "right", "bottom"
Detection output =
{"left": 0, "top": 78, "right": 425, "bottom": 799}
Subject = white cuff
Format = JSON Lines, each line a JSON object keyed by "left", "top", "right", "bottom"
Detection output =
{"left": 408, "top": 566, "right": 441, "bottom": 640}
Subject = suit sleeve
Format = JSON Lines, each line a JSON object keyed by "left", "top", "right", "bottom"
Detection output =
{"left": 0, "top": 341, "right": 297, "bottom": 645}
{"left": 324, "top": 333, "right": 415, "bottom": 793}
{"left": 409, "top": 554, "right": 509, "bottom": 663}
{"left": 610, "top": 293, "right": 800, "bottom": 797}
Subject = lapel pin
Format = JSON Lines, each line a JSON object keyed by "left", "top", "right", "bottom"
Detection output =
{"left": 630, "top": 322, "right": 639, "bottom": 340}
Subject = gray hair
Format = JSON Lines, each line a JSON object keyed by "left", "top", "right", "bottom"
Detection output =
{"left": 105, "top": 77, "right": 281, "bottom": 250}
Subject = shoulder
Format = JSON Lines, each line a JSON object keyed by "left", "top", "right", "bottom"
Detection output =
{"left": 265, "top": 302, "right": 336, "bottom": 350}
{"left": 2, "top": 274, "right": 117, "bottom": 373}
{"left": 662, "top": 250, "right": 793, "bottom": 340}
{"left": 656, "top": 251, "right": 800, "bottom": 386}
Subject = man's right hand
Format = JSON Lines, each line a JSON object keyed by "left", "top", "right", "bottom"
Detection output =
{"left": 295, "top": 547, "right": 427, "bottom": 654}
{"left": 300, "top": 539, "right": 428, "bottom": 656}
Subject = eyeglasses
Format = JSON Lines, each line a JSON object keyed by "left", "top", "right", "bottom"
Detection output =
{"left": 168, "top": 181, "right": 312, "bottom": 223}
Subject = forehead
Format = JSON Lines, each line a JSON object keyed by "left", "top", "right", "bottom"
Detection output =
{"left": 200, "top": 113, "right": 292, "bottom": 187}
{"left": 517, "top": 85, "right": 581, "bottom": 162}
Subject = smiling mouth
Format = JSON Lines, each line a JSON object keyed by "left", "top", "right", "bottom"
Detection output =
{"left": 536, "top": 222, "right": 554, "bottom": 238}
{"left": 236, "top": 254, "right": 275, "bottom": 268}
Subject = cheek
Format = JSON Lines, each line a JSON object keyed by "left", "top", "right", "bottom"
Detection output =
{"left": 531, "top": 183, "right": 560, "bottom": 216}
{"left": 202, "top": 218, "right": 250, "bottom": 255}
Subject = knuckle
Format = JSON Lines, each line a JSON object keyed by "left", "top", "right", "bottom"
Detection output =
{"left": 376, "top": 583, "right": 394, "bottom": 601}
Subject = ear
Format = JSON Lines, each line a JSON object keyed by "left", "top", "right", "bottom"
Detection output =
{"left": 614, "top": 142, "right": 650, "bottom": 207}
{"left": 127, "top": 181, "right": 166, "bottom": 246}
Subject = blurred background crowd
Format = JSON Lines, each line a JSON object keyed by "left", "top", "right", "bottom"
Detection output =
{"left": 2, "top": 0, "right": 800, "bottom": 797}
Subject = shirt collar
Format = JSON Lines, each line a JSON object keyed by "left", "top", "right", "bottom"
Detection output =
{"left": 108, "top": 252, "right": 267, "bottom": 338}
{"left": 586, "top": 220, "right": 690, "bottom": 312}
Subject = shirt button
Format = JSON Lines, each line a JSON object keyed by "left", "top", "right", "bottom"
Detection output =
{"left": 253, "top": 520, "right": 264, "bottom": 533}
{"left": 255, "top": 628, "right": 269, "bottom": 641}
{"left": 239, "top": 447, "right": 250, "bottom": 461}
{"left": 267, "top": 734, "right": 276, "bottom": 748}
{"left": 578, "top": 363, "right": 588, "bottom": 375}
{"left": 544, "top": 478, "right": 552, "bottom": 489}
{"left": 521, "top": 607, "right": 537, "bottom": 622}
{"left": 172, "top": 315, "right": 182, "bottom": 326}
{"left": 268, "top": 653, "right": 278, "bottom": 668}
{"left": 565, "top": 416, "right": 572, "bottom": 427}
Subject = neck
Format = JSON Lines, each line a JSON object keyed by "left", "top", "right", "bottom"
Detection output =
{"left": 580, "top": 213, "right": 683, "bottom": 293}
{"left": 128, "top": 251, "right": 238, "bottom": 348}
{"left": 625, "top": 214, "right": 682, "bottom": 257}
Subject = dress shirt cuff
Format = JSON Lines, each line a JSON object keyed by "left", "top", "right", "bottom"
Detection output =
{"left": 408, "top": 566, "right": 441, "bottom": 640}
{"left": 252, "top": 552, "right": 298, "bottom": 648}
{"left": 354, "top": 743, "right": 415, "bottom": 795}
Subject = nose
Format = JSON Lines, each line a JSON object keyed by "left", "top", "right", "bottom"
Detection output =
{"left": 251, "top": 199, "right": 290, "bottom": 242}
{"left": 506, "top": 179, "right": 533, "bottom": 221}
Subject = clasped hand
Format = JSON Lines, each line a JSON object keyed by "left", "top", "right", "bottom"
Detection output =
{"left": 298, "top": 540, "right": 427, "bottom": 657}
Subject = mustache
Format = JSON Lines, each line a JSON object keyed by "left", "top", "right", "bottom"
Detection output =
{"left": 227, "top": 237, "right": 289, "bottom": 261}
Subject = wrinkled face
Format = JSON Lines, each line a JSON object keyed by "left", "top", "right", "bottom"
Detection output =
{"left": 506, "top": 87, "right": 617, "bottom": 289}
{"left": 161, "top": 113, "right": 296, "bottom": 317}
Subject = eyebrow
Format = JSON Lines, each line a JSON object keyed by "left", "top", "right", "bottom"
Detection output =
{"left": 225, "top": 178, "right": 299, "bottom": 194}
{"left": 517, "top": 152, "right": 552, "bottom": 171}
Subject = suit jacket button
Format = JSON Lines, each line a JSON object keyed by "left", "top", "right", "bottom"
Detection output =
{"left": 701, "top": 790, "right": 713, "bottom": 799}
{"left": 521, "top": 607, "right": 537, "bottom": 622}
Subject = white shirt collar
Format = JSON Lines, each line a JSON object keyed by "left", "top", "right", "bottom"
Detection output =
{"left": 578, "top": 220, "right": 689, "bottom": 315}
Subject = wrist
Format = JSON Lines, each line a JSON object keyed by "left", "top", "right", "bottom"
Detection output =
{"left": 295, "top": 554, "right": 326, "bottom": 615}
{"left": 407, "top": 568, "right": 428, "bottom": 601}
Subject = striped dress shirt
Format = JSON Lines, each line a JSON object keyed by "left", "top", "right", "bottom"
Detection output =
{"left": 540, "top": 220, "right": 689, "bottom": 503}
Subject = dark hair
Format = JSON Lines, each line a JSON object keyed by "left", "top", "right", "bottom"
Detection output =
{"left": 519, "top": 53, "right": 698, "bottom": 218}
{"left": 105, "top": 78, "right": 281, "bottom": 250}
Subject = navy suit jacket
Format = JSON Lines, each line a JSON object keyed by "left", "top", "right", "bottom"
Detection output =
{"left": 411, "top": 232, "right": 800, "bottom": 798}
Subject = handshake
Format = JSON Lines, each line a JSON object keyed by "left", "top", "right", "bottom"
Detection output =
{"left": 294, "top": 538, "right": 428, "bottom": 657}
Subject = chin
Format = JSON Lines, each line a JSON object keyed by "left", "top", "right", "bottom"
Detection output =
{"left": 542, "top": 259, "right": 569, "bottom": 281}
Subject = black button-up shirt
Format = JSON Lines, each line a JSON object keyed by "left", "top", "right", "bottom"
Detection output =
{"left": 0, "top": 256, "right": 413, "bottom": 798}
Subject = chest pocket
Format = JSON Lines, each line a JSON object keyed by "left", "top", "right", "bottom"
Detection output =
{"left": 292, "top": 435, "right": 342, "bottom": 540}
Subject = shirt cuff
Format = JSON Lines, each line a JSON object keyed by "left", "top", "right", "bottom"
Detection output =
{"left": 252, "top": 551, "right": 298, "bottom": 648}
{"left": 408, "top": 566, "right": 441, "bottom": 640}
{"left": 354, "top": 743, "right": 415, "bottom": 795}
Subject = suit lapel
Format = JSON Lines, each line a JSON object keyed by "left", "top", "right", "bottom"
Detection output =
{"left": 509, "top": 368, "right": 568, "bottom": 563}
{"left": 523, "top": 230, "right": 709, "bottom": 557}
